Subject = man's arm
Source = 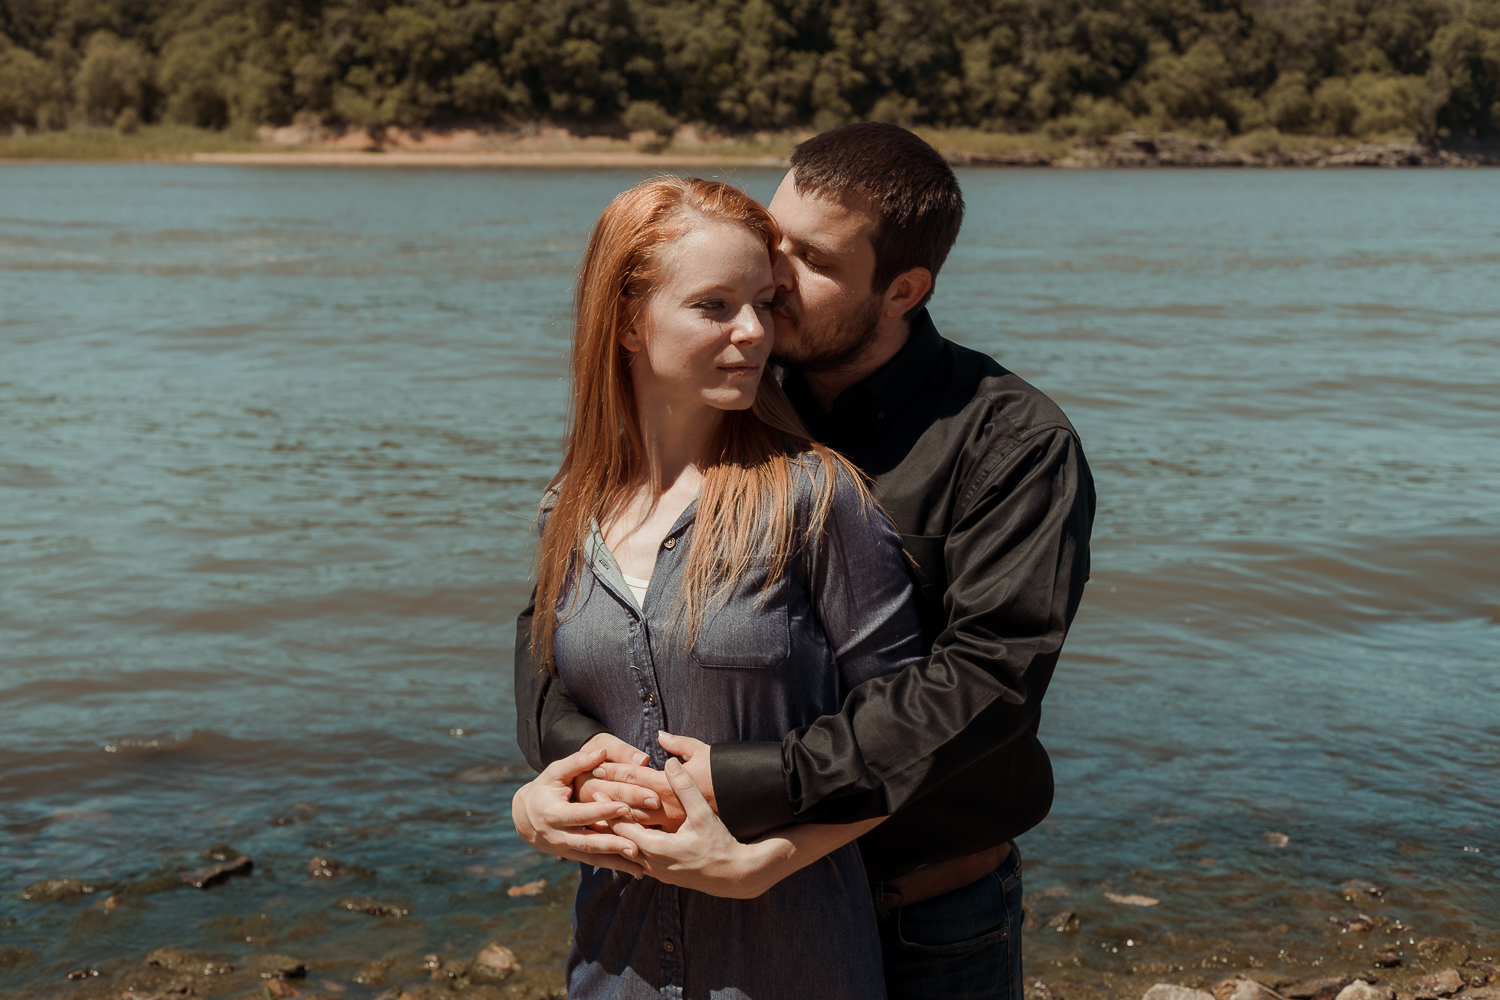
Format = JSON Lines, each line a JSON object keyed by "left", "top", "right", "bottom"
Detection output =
{"left": 514, "top": 593, "right": 609, "bottom": 772}
{"left": 712, "top": 424, "right": 1095, "bottom": 840}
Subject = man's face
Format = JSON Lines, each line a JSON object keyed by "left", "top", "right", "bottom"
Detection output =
{"left": 766, "top": 171, "right": 885, "bottom": 374}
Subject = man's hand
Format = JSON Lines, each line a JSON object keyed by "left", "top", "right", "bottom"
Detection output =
{"left": 610, "top": 757, "right": 780, "bottom": 898}
{"left": 510, "top": 747, "right": 643, "bottom": 877}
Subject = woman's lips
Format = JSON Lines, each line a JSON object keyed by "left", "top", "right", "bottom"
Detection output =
{"left": 718, "top": 363, "right": 760, "bottom": 375}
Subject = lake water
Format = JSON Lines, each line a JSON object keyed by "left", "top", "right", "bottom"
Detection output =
{"left": 2, "top": 165, "right": 1497, "bottom": 998}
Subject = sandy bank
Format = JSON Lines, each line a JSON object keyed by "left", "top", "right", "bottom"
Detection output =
{"left": 191, "top": 150, "right": 788, "bottom": 169}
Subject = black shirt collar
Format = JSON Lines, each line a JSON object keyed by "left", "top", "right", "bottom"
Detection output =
{"left": 785, "top": 308, "right": 946, "bottom": 446}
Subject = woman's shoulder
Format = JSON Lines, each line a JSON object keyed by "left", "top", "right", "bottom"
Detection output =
{"left": 784, "top": 445, "right": 872, "bottom": 520}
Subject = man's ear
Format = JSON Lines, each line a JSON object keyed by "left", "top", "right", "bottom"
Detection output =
{"left": 882, "top": 267, "right": 933, "bottom": 319}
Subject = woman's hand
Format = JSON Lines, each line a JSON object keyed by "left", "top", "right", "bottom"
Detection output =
{"left": 572, "top": 733, "right": 687, "bottom": 831}
{"left": 610, "top": 758, "right": 783, "bottom": 898}
{"left": 510, "top": 747, "right": 644, "bottom": 877}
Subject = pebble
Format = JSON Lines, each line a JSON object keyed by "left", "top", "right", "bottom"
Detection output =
{"left": 1466, "top": 962, "right": 1500, "bottom": 983}
{"left": 1455, "top": 988, "right": 1500, "bottom": 1000}
{"left": 180, "top": 855, "right": 253, "bottom": 889}
{"left": 468, "top": 942, "right": 521, "bottom": 983}
{"left": 1415, "top": 969, "right": 1465, "bottom": 997}
{"left": 1263, "top": 832, "right": 1291, "bottom": 847}
{"left": 1105, "top": 892, "right": 1160, "bottom": 907}
{"left": 15, "top": 877, "right": 97, "bottom": 902}
{"left": 1336, "top": 982, "right": 1395, "bottom": 1000}
{"left": 1330, "top": 915, "right": 1375, "bottom": 932}
{"left": 333, "top": 897, "right": 410, "bottom": 917}
{"left": 65, "top": 968, "right": 101, "bottom": 980}
{"left": 1144, "top": 985, "right": 1215, "bottom": 1000}
{"left": 1372, "top": 950, "right": 1403, "bottom": 968}
{"left": 507, "top": 878, "right": 548, "bottom": 898}
{"left": 353, "top": 963, "right": 389, "bottom": 986}
{"left": 1227, "top": 978, "right": 1288, "bottom": 1000}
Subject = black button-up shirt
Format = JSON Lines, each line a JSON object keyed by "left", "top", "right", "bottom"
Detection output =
{"left": 515, "top": 309, "right": 1095, "bottom": 883}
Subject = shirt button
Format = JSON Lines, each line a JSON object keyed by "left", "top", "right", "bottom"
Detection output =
{"left": 646, "top": 693, "right": 655, "bottom": 706}
{"left": 877, "top": 411, "right": 886, "bottom": 420}
{"left": 663, "top": 940, "right": 675, "bottom": 953}
{"left": 663, "top": 537, "right": 676, "bottom": 550}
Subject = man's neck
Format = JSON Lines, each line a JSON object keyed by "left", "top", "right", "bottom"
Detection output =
{"left": 803, "top": 317, "right": 912, "bottom": 413}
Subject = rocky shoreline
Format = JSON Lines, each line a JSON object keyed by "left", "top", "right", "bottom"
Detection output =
{"left": 946, "top": 132, "right": 1500, "bottom": 168}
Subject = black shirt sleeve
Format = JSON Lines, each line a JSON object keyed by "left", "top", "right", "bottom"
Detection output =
{"left": 513, "top": 590, "right": 608, "bottom": 772}
{"left": 713, "top": 422, "right": 1095, "bottom": 840}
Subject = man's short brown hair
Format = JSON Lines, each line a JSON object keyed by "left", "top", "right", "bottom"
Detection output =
{"left": 788, "top": 122, "right": 964, "bottom": 313}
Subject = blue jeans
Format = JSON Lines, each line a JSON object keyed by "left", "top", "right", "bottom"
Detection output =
{"left": 879, "top": 844, "right": 1024, "bottom": 1000}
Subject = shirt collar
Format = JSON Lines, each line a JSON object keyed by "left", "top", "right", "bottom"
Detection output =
{"left": 785, "top": 308, "right": 946, "bottom": 442}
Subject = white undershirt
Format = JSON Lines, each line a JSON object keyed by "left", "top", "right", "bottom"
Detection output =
{"left": 621, "top": 571, "right": 650, "bottom": 609}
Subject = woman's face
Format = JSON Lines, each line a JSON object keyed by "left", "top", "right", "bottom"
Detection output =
{"left": 622, "top": 220, "right": 774, "bottom": 415}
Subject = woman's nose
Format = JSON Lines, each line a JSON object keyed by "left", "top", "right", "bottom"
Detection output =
{"left": 729, "top": 304, "right": 767, "bottom": 345}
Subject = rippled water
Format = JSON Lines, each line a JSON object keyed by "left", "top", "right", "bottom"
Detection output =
{"left": 2, "top": 166, "right": 1497, "bottom": 997}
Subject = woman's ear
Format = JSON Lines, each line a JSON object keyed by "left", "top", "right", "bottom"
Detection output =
{"left": 618, "top": 297, "right": 644, "bottom": 353}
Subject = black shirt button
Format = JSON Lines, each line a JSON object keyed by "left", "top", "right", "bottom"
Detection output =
{"left": 663, "top": 940, "right": 675, "bottom": 953}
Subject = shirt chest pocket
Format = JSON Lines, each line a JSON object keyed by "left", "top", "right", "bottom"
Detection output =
{"left": 689, "top": 566, "right": 791, "bottom": 669}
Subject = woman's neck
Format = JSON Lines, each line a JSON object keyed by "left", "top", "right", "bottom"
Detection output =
{"left": 635, "top": 394, "right": 723, "bottom": 496}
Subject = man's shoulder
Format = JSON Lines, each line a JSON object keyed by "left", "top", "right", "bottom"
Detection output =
{"left": 939, "top": 336, "right": 1080, "bottom": 444}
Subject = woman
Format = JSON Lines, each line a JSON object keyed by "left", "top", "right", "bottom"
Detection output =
{"left": 510, "top": 177, "right": 923, "bottom": 999}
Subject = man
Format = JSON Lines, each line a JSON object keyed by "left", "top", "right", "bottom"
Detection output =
{"left": 514, "top": 122, "right": 1095, "bottom": 999}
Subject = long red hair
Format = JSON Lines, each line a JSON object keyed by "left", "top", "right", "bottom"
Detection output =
{"left": 531, "top": 176, "right": 862, "bottom": 671}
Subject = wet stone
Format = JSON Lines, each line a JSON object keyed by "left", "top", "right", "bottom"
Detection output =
{"left": 1336, "top": 982, "right": 1395, "bottom": 1000}
{"left": 333, "top": 897, "right": 409, "bottom": 917}
{"left": 255, "top": 954, "right": 308, "bottom": 980}
{"left": 1144, "top": 986, "right": 1214, "bottom": 1000}
{"left": 353, "top": 963, "right": 389, "bottom": 986}
{"left": 468, "top": 943, "right": 521, "bottom": 983}
{"left": 1372, "top": 950, "right": 1403, "bottom": 968}
{"left": 1465, "top": 963, "right": 1500, "bottom": 984}
{"left": 181, "top": 855, "right": 253, "bottom": 889}
{"left": 201, "top": 844, "right": 242, "bottom": 862}
{"left": 1331, "top": 915, "right": 1375, "bottom": 932}
{"left": 1045, "top": 908, "right": 1080, "bottom": 933}
{"left": 1456, "top": 988, "right": 1500, "bottom": 1000}
{"left": 1286, "top": 978, "right": 1358, "bottom": 1000}
{"left": 507, "top": 879, "right": 547, "bottom": 898}
{"left": 307, "top": 857, "right": 345, "bottom": 878}
{"left": 16, "top": 877, "right": 98, "bottom": 902}
{"left": 1415, "top": 969, "right": 1465, "bottom": 998}
{"left": 0, "top": 946, "right": 37, "bottom": 968}
{"left": 66, "top": 968, "right": 102, "bottom": 981}
{"left": 1340, "top": 880, "right": 1385, "bottom": 899}
{"left": 1227, "top": 978, "right": 1288, "bottom": 1000}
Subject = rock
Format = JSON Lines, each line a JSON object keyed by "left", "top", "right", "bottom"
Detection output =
{"left": 1456, "top": 989, "right": 1500, "bottom": 1000}
{"left": 201, "top": 844, "right": 242, "bottom": 861}
{"left": 1105, "top": 892, "right": 1160, "bottom": 907}
{"left": 353, "top": 963, "right": 388, "bottom": 987}
{"left": 1263, "top": 832, "right": 1291, "bottom": 847}
{"left": 1143, "top": 986, "right": 1213, "bottom": 1000}
{"left": 145, "top": 947, "right": 231, "bottom": 975}
{"left": 1337, "top": 982, "right": 1395, "bottom": 1000}
{"left": 180, "top": 855, "right": 253, "bottom": 889}
{"left": 1331, "top": 915, "right": 1376, "bottom": 932}
{"left": 1286, "top": 978, "right": 1357, "bottom": 1000}
{"left": 16, "top": 877, "right": 97, "bottom": 902}
{"left": 1415, "top": 969, "right": 1465, "bottom": 997}
{"left": 93, "top": 893, "right": 124, "bottom": 911}
{"left": 506, "top": 879, "right": 547, "bottom": 898}
{"left": 146, "top": 948, "right": 191, "bottom": 969}
{"left": 307, "top": 857, "right": 344, "bottom": 878}
{"left": 468, "top": 943, "right": 521, "bottom": 983}
{"left": 65, "top": 968, "right": 101, "bottom": 981}
{"left": 0, "top": 946, "right": 37, "bottom": 968}
{"left": 333, "top": 897, "right": 409, "bottom": 917}
{"left": 1339, "top": 880, "right": 1385, "bottom": 899}
{"left": 1045, "top": 908, "right": 1080, "bottom": 932}
{"left": 1229, "top": 979, "right": 1288, "bottom": 1000}
{"left": 264, "top": 977, "right": 301, "bottom": 999}
{"left": 421, "top": 955, "right": 453, "bottom": 981}
{"left": 255, "top": 954, "right": 308, "bottom": 980}
{"left": 1465, "top": 963, "right": 1500, "bottom": 984}
{"left": 1373, "top": 951, "right": 1403, "bottom": 968}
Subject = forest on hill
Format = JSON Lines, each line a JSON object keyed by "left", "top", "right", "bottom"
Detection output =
{"left": 2, "top": 0, "right": 1499, "bottom": 142}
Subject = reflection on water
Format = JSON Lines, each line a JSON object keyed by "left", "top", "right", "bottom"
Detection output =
{"left": 1, "top": 167, "right": 1497, "bottom": 997}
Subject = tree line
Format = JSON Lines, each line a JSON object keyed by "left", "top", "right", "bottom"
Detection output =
{"left": 2, "top": 0, "right": 1499, "bottom": 141}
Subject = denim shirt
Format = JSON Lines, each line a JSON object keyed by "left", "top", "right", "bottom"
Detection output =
{"left": 549, "top": 457, "right": 924, "bottom": 1000}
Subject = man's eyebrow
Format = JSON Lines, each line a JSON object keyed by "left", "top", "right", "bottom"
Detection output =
{"left": 784, "top": 234, "right": 840, "bottom": 260}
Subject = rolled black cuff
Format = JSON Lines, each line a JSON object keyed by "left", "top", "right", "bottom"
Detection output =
{"left": 539, "top": 711, "right": 610, "bottom": 768}
{"left": 712, "top": 741, "right": 795, "bottom": 842}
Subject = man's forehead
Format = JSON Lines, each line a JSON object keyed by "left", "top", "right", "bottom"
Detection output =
{"left": 770, "top": 171, "right": 876, "bottom": 247}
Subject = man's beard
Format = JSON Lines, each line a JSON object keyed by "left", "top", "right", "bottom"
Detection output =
{"left": 770, "top": 294, "right": 883, "bottom": 376}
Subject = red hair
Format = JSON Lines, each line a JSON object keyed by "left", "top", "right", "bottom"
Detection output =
{"left": 531, "top": 176, "right": 863, "bottom": 670}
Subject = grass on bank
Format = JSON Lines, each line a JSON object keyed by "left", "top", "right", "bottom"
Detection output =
{"left": 0, "top": 123, "right": 1423, "bottom": 163}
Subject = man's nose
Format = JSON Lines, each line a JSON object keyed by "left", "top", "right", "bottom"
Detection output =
{"left": 771, "top": 246, "right": 795, "bottom": 293}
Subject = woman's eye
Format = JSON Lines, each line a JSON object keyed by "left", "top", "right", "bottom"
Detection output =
{"left": 757, "top": 299, "right": 775, "bottom": 311}
{"left": 693, "top": 300, "right": 724, "bottom": 312}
